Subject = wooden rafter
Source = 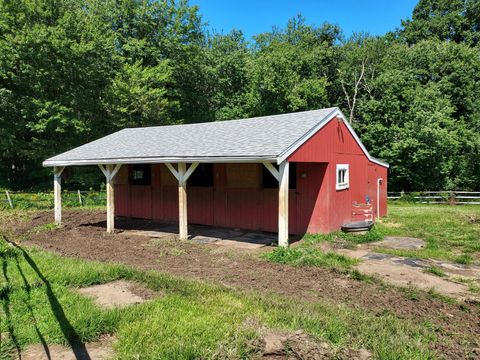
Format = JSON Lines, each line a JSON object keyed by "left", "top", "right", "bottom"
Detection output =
{"left": 262, "top": 162, "right": 279, "bottom": 181}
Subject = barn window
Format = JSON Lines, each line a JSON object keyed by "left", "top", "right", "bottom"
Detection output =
{"left": 262, "top": 163, "right": 296, "bottom": 189}
{"left": 130, "top": 164, "right": 151, "bottom": 186}
{"left": 188, "top": 163, "right": 214, "bottom": 187}
{"left": 336, "top": 164, "right": 349, "bottom": 190}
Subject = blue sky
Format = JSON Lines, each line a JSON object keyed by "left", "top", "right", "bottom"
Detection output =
{"left": 191, "top": 0, "right": 419, "bottom": 39}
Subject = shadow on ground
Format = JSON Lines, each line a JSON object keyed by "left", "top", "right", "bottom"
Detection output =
{"left": 1, "top": 235, "right": 93, "bottom": 360}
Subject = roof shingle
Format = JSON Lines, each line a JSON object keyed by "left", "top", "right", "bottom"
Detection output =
{"left": 43, "top": 107, "right": 338, "bottom": 166}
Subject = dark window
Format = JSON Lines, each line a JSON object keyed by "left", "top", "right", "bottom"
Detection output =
{"left": 262, "top": 163, "right": 296, "bottom": 189}
{"left": 130, "top": 164, "right": 151, "bottom": 185}
{"left": 188, "top": 163, "right": 214, "bottom": 187}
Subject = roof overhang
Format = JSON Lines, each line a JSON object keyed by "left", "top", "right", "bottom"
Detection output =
{"left": 43, "top": 155, "right": 278, "bottom": 167}
{"left": 43, "top": 107, "right": 389, "bottom": 169}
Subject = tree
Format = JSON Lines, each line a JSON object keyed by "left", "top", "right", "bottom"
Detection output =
{"left": 246, "top": 17, "right": 339, "bottom": 116}
{"left": 336, "top": 34, "right": 388, "bottom": 123}
{"left": 354, "top": 40, "right": 480, "bottom": 190}
{"left": 0, "top": 0, "right": 204, "bottom": 189}
{"left": 401, "top": 0, "right": 480, "bottom": 45}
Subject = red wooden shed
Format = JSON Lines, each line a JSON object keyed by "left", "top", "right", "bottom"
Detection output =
{"left": 43, "top": 107, "right": 388, "bottom": 246}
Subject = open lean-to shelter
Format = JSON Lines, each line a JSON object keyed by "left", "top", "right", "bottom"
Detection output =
{"left": 43, "top": 107, "right": 389, "bottom": 246}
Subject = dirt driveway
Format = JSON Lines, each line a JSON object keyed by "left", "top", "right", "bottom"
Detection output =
{"left": 5, "top": 210, "right": 480, "bottom": 359}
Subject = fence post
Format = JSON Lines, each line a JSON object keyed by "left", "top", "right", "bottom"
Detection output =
{"left": 77, "top": 190, "right": 83, "bottom": 206}
{"left": 5, "top": 190, "right": 13, "bottom": 209}
{"left": 449, "top": 191, "right": 456, "bottom": 205}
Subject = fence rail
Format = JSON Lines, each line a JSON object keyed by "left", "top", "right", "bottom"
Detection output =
{"left": 1, "top": 190, "right": 106, "bottom": 209}
{"left": 388, "top": 191, "right": 480, "bottom": 205}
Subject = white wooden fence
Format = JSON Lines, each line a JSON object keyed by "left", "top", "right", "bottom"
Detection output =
{"left": 388, "top": 191, "right": 480, "bottom": 205}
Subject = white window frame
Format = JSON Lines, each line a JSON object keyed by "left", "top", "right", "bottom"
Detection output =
{"left": 336, "top": 164, "right": 349, "bottom": 191}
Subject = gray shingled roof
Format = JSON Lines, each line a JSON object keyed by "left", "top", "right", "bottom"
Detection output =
{"left": 43, "top": 107, "right": 388, "bottom": 167}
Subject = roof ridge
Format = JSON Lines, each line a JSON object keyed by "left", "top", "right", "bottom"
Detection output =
{"left": 127, "top": 107, "right": 338, "bottom": 131}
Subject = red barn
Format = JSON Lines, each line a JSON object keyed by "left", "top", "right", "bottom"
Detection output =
{"left": 43, "top": 107, "right": 388, "bottom": 246}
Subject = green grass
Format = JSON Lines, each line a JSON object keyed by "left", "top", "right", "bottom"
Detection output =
{"left": 424, "top": 266, "right": 446, "bottom": 278}
{"left": 0, "top": 235, "right": 437, "bottom": 359}
{"left": 301, "top": 227, "right": 383, "bottom": 245}
{"left": 0, "top": 191, "right": 106, "bottom": 210}
{"left": 375, "top": 204, "right": 480, "bottom": 264}
{"left": 263, "top": 246, "right": 359, "bottom": 269}
{"left": 32, "top": 223, "right": 60, "bottom": 233}
{"left": 271, "top": 204, "right": 480, "bottom": 267}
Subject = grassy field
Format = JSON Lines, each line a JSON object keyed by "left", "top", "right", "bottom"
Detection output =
{"left": 0, "top": 190, "right": 106, "bottom": 210}
{"left": 375, "top": 203, "right": 480, "bottom": 263}
{"left": 1, "top": 203, "right": 479, "bottom": 358}
{"left": 266, "top": 203, "right": 480, "bottom": 267}
{"left": 0, "top": 233, "right": 437, "bottom": 359}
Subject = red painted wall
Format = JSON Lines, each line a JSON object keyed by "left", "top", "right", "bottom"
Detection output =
{"left": 114, "top": 116, "right": 388, "bottom": 235}
{"left": 288, "top": 116, "right": 388, "bottom": 231}
{"left": 115, "top": 163, "right": 328, "bottom": 234}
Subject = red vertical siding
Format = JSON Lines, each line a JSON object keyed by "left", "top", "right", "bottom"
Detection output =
{"left": 295, "top": 163, "right": 329, "bottom": 233}
{"left": 289, "top": 117, "right": 388, "bottom": 231}
{"left": 213, "top": 164, "right": 227, "bottom": 226}
{"left": 188, "top": 187, "right": 214, "bottom": 225}
{"left": 130, "top": 186, "right": 152, "bottom": 219}
{"left": 115, "top": 184, "right": 131, "bottom": 217}
{"left": 368, "top": 164, "right": 388, "bottom": 217}
{"left": 151, "top": 165, "right": 163, "bottom": 220}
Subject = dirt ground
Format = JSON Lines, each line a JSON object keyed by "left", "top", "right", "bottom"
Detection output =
{"left": 5, "top": 210, "right": 480, "bottom": 359}
{"left": 77, "top": 280, "right": 155, "bottom": 309}
{"left": 19, "top": 335, "right": 115, "bottom": 360}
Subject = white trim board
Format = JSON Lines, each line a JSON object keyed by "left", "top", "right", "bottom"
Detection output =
{"left": 43, "top": 156, "right": 278, "bottom": 167}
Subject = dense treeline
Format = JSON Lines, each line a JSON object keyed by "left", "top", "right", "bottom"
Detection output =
{"left": 0, "top": 0, "right": 479, "bottom": 191}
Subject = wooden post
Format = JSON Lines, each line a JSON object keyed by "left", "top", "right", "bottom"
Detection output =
{"left": 53, "top": 166, "right": 65, "bottom": 225}
{"left": 99, "top": 164, "right": 122, "bottom": 234}
{"left": 77, "top": 190, "right": 83, "bottom": 206}
{"left": 278, "top": 161, "right": 289, "bottom": 247}
{"left": 5, "top": 190, "right": 13, "bottom": 209}
{"left": 165, "top": 162, "right": 198, "bottom": 240}
{"left": 178, "top": 163, "right": 188, "bottom": 240}
{"left": 106, "top": 165, "right": 115, "bottom": 233}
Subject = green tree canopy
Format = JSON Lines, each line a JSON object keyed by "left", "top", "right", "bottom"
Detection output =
{"left": 0, "top": 0, "right": 479, "bottom": 192}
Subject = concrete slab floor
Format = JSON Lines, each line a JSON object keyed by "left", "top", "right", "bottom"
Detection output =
{"left": 120, "top": 221, "right": 277, "bottom": 249}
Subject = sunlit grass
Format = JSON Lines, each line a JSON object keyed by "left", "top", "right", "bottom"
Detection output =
{"left": 375, "top": 204, "right": 480, "bottom": 264}
{"left": 0, "top": 235, "right": 437, "bottom": 359}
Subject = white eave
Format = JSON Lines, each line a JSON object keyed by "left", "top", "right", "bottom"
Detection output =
{"left": 42, "top": 155, "right": 278, "bottom": 167}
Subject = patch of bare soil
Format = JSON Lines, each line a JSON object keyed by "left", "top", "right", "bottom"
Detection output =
{"left": 336, "top": 248, "right": 472, "bottom": 299}
{"left": 7, "top": 210, "right": 480, "bottom": 359}
{"left": 77, "top": 280, "right": 155, "bottom": 309}
{"left": 258, "top": 329, "right": 371, "bottom": 360}
{"left": 260, "top": 330, "right": 333, "bottom": 359}
{"left": 19, "top": 335, "right": 114, "bottom": 360}
{"left": 372, "top": 236, "right": 425, "bottom": 250}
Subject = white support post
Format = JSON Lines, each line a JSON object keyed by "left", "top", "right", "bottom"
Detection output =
{"left": 77, "top": 190, "right": 83, "bottom": 206}
{"left": 99, "top": 164, "right": 122, "bottom": 234}
{"left": 106, "top": 164, "right": 115, "bottom": 234}
{"left": 53, "top": 166, "right": 65, "bottom": 225}
{"left": 5, "top": 190, "right": 13, "bottom": 209}
{"left": 165, "top": 162, "right": 199, "bottom": 240}
{"left": 178, "top": 163, "right": 188, "bottom": 240}
{"left": 278, "top": 161, "right": 289, "bottom": 247}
